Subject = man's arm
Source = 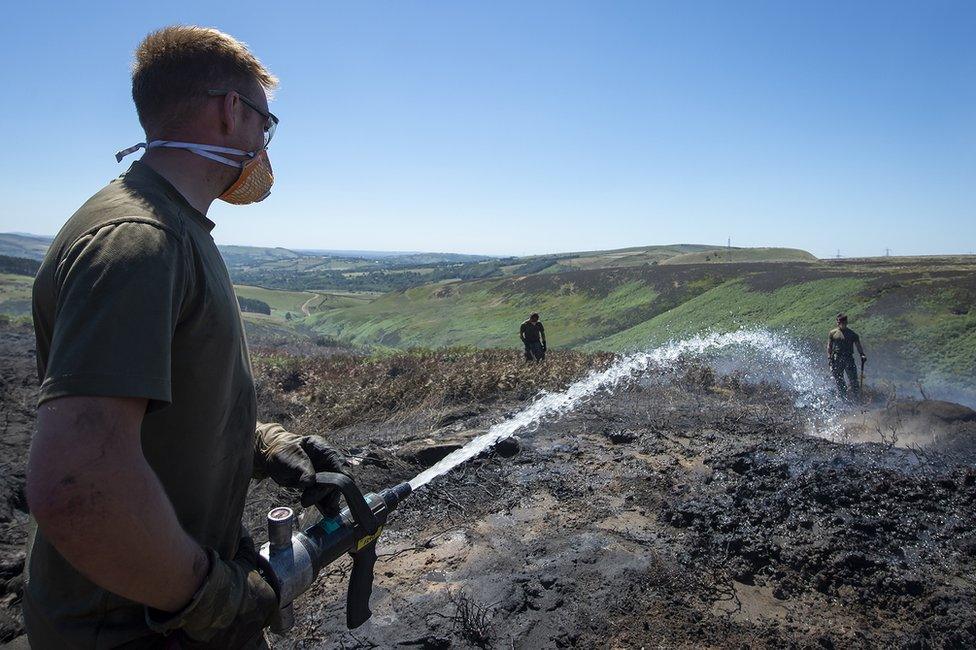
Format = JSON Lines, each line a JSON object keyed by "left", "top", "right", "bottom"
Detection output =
{"left": 539, "top": 323, "right": 547, "bottom": 347}
{"left": 27, "top": 396, "right": 208, "bottom": 612}
{"left": 826, "top": 334, "right": 834, "bottom": 362}
{"left": 855, "top": 337, "right": 866, "bottom": 359}
{"left": 519, "top": 323, "right": 527, "bottom": 342}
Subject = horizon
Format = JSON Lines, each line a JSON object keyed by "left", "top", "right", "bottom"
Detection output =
{"left": 1, "top": 2, "right": 974, "bottom": 258}
{"left": 6, "top": 229, "right": 975, "bottom": 261}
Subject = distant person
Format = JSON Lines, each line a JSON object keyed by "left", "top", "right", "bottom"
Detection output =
{"left": 520, "top": 312, "right": 547, "bottom": 361}
{"left": 827, "top": 312, "right": 867, "bottom": 400}
{"left": 25, "top": 26, "right": 347, "bottom": 648}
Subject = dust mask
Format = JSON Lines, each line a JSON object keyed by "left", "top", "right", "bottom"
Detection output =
{"left": 115, "top": 140, "right": 274, "bottom": 204}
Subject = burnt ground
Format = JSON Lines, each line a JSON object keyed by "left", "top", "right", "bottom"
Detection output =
{"left": 0, "top": 322, "right": 34, "bottom": 643}
{"left": 247, "top": 374, "right": 976, "bottom": 648}
{"left": 2, "top": 320, "right": 975, "bottom": 648}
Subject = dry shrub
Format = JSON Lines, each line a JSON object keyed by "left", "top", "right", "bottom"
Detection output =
{"left": 252, "top": 348, "right": 615, "bottom": 427}
{"left": 679, "top": 363, "right": 716, "bottom": 390}
{"left": 426, "top": 590, "right": 497, "bottom": 648}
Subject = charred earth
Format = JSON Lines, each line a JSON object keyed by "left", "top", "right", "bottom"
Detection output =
{"left": 1, "top": 322, "right": 974, "bottom": 647}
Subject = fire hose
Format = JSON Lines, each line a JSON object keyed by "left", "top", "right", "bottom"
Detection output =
{"left": 259, "top": 472, "right": 412, "bottom": 631}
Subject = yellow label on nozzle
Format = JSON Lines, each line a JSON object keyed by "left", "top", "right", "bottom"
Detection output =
{"left": 356, "top": 526, "right": 384, "bottom": 550}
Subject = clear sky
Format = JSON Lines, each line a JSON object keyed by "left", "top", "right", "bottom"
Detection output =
{"left": 1, "top": 1, "right": 973, "bottom": 258}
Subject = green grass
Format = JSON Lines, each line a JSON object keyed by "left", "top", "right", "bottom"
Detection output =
{"left": 306, "top": 278, "right": 664, "bottom": 349}
{"left": 0, "top": 273, "right": 33, "bottom": 316}
{"left": 508, "top": 244, "right": 720, "bottom": 274}
{"left": 659, "top": 247, "right": 818, "bottom": 265}
{"left": 585, "top": 277, "right": 871, "bottom": 351}
{"left": 235, "top": 285, "right": 317, "bottom": 313}
{"left": 234, "top": 285, "right": 375, "bottom": 319}
{"left": 305, "top": 258, "right": 976, "bottom": 395}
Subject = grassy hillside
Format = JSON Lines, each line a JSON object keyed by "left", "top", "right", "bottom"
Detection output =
{"left": 305, "top": 265, "right": 753, "bottom": 349}
{"left": 306, "top": 258, "right": 976, "bottom": 395}
{"left": 219, "top": 245, "right": 302, "bottom": 267}
{"left": 659, "top": 247, "right": 817, "bottom": 265}
{"left": 235, "top": 285, "right": 375, "bottom": 319}
{"left": 0, "top": 234, "right": 51, "bottom": 260}
{"left": 0, "top": 274, "right": 33, "bottom": 317}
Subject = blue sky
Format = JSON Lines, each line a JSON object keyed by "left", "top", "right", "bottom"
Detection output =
{"left": 1, "top": 1, "right": 973, "bottom": 258}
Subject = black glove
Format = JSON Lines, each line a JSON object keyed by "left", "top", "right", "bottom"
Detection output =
{"left": 146, "top": 536, "right": 278, "bottom": 647}
{"left": 542, "top": 342, "right": 547, "bottom": 351}
{"left": 254, "top": 423, "right": 347, "bottom": 507}
{"left": 861, "top": 354, "right": 867, "bottom": 362}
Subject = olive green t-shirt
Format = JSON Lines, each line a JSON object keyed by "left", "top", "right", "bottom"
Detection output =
{"left": 25, "top": 161, "right": 258, "bottom": 648}
{"left": 519, "top": 320, "right": 545, "bottom": 343}
{"left": 828, "top": 327, "right": 861, "bottom": 360}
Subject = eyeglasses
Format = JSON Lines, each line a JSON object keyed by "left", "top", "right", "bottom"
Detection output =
{"left": 208, "top": 89, "right": 279, "bottom": 147}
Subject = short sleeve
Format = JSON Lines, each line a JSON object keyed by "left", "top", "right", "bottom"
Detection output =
{"left": 538, "top": 322, "right": 545, "bottom": 332}
{"left": 39, "top": 221, "right": 187, "bottom": 411}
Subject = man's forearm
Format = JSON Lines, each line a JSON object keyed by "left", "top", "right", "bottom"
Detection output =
{"left": 27, "top": 397, "right": 208, "bottom": 612}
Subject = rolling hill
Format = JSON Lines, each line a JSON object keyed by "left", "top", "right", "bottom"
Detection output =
{"left": 659, "top": 247, "right": 817, "bottom": 265}
{"left": 304, "top": 256, "right": 976, "bottom": 399}
{"left": 0, "top": 234, "right": 52, "bottom": 260}
{"left": 5, "top": 228, "right": 972, "bottom": 398}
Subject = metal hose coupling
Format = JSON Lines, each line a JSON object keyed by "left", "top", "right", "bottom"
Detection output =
{"left": 259, "top": 474, "right": 413, "bottom": 632}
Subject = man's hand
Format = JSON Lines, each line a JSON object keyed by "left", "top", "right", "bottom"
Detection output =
{"left": 861, "top": 354, "right": 868, "bottom": 363}
{"left": 147, "top": 534, "right": 277, "bottom": 647}
{"left": 254, "top": 423, "right": 347, "bottom": 507}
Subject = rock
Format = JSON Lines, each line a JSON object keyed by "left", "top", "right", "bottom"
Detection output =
{"left": 435, "top": 407, "right": 484, "bottom": 428}
{"left": 495, "top": 436, "right": 521, "bottom": 457}
{"left": 916, "top": 400, "right": 976, "bottom": 424}
{"left": 395, "top": 430, "right": 481, "bottom": 466}
{"left": 604, "top": 428, "right": 637, "bottom": 444}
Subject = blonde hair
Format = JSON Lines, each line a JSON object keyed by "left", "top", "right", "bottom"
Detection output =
{"left": 131, "top": 25, "right": 278, "bottom": 135}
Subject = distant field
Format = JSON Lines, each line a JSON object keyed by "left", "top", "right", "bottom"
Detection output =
{"left": 0, "top": 234, "right": 51, "bottom": 260}
{"left": 660, "top": 247, "right": 817, "bottom": 265}
{"left": 306, "top": 258, "right": 976, "bottom": 396}
{"left": 304, "top": 266, "right": 729, "bottom": 349}
{"left": 235, "top": 285, "right": 376, "bottom": 319}
{"left": 234, "top": 285, "right": 321, "bottom": 317}
{"left": 0, "top": 274, "right": 33, "bottom": 317}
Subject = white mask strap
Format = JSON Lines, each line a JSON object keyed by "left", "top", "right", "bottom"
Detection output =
{"left": 115, "top": 140, "right": 254, "bottom": 167}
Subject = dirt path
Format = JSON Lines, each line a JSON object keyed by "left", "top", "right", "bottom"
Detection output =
{"left": 300, "top": 294, "right": 319, "bottom": 317}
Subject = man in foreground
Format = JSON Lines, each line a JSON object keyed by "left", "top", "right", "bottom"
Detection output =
{"left": 520, "top": 312, "right": 547, "bottom": 362}
{"left": 25, "top": 26, "right": 345, "bottom": 648}
{"left": 827, "top": 312, "right": 867, "bottom": 400}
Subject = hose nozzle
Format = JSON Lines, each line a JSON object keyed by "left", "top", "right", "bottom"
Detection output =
{"left": 381, "top": 482, "right": 412, "bottom": 510}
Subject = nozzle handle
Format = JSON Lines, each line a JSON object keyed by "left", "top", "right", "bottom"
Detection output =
{"left": 347, "top": 539, "right": 378, "bottom": 628}
{"left": 310, "top": 472, "right": 380, "bottom": 535}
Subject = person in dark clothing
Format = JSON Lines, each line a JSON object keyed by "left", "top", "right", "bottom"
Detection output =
{"left": 827, "top": 312, "right": 867, "bottom": 400}
{"left": 520, "top": 313, "right": 547, "bottom": 362}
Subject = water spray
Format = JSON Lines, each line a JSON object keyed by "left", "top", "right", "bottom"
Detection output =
{"left": 259, "top": 329, "right": 833, "bottom": 632}
{"left": 411, "top": 328, "right": 836, "bottom": 489}
{"left": 260, "top": 472, "right": 412, "bottom": 631}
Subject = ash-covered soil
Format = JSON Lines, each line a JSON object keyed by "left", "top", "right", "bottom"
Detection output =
{"left": 249, "top": 369, "right": 976, "bottom": 648}
{"left": 0, "top": 322, "right": 35, "bottom": 643}
{"left": 2, "top": 321, "right": 975, "bottom": 648}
